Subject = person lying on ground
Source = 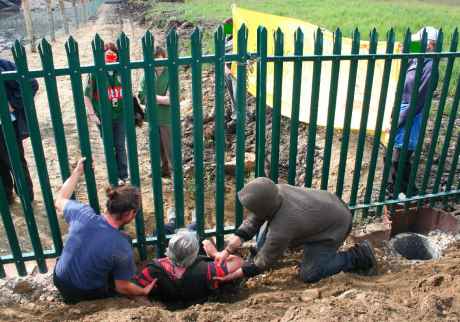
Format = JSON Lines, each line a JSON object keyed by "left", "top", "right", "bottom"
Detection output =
{"left": 214, "top": 177, "right": 377, "bottom": 284}
{"left": 53, "top": 158, "right": 155, "bottom": 304}
{"left": 132, "top": 229, "right": 243, "bottom": 305}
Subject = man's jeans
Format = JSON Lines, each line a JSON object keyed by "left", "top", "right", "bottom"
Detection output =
{"left": 256, "top": 222, "right": 353, "bottom": 283}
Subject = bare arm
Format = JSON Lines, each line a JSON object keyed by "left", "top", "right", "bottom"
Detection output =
{"left": 54, "top": 158, "right": 85, "bottom": 214}
{"left": 115, "top": 279, "right": 156, "bottom": 296}
{"left": 84, "top": 96, "right": 100, "bottom": 125}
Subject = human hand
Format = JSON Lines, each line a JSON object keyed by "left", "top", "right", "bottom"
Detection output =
{"left": 142, "top": 278, "right": 157, "bottom": 295}
{"left": 75, "top": 157, "right": 86, "bottom": 175}
{"left": 8, "top": 104, "right": 14, "bottom": 113}
{"left": 214, "top": 249, "right": 230, "bottom": 264}
{"left": 88, "top": 113, "right": 100, "bottom": 125}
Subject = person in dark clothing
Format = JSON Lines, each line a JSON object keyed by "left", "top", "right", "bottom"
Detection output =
{"left": 84, "top": 42, "right": 129, "bottom": 186}
{"left": 132, "top": 229, "right": 243, "bottom": 305}
{"left": 53, "top": 158, "right": 155, "bottom": 303}
{"left": 387, "top": 27, "right": 439, "bottom": 197}
{"left": 0, "top": 58, "right": 37, "bottom": 204}
{"left": 213, "top": 177, "right": 377, "bottom": 284}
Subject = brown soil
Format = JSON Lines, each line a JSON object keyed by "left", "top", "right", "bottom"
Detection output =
{"left": 1, "top": 240, "right": 460, "bottom": 321}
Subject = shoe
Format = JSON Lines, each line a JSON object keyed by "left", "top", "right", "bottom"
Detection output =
{"left": 118, "top": 178, "right": 127, "bottom": 186}
{"left": 347, "top": 240, "right": 378, "bottom": 276}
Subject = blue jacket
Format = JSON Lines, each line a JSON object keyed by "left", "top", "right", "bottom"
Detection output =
{"left": 0, "top": 58, "right": 39, "bottom": 139}
{"left": 398, "top": 58, "right": 434, "bottom": 129}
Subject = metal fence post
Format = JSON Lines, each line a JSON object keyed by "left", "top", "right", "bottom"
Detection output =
{"left": 287, "top": 28, "right": 304, "bottom": 186}
{"left": 214, "top": 25, "right": 226, "bottom": 249}
{"left": 190, "top": 27, "right": 205, "bottom": 237}
{"left": 304, "top": 28, "right": 323, "bottom": 187}
{"left": 270, "top": 28, "right": 284, "bottom": 183}
{"left": 141, "top": 31, "right": 166, "bottom": 255}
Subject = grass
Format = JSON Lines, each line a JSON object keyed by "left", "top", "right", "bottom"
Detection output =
{"left": 145, "top": 0, "right": 460, "bottom": 94}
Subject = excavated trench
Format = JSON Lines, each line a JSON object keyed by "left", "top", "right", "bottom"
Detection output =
{"left": 387, "top": 206, "right": 459, "bottom": 261}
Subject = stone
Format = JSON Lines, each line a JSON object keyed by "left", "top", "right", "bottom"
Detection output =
{"left": 300, "top": 288, "right": 321, "bottom": 302}
{"left": 337, "top": 289, "right": 358, "bottom": 299}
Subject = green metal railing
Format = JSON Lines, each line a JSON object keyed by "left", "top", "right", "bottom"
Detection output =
{"left": 1, "top": 25, "right": 460, "bottom": 276}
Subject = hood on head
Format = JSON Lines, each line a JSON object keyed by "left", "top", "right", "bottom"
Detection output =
{"left": 237, "top": 177, "right": 283, "bottom": 221}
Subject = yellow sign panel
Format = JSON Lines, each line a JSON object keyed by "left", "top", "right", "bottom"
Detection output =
{"left": 232, "top": 6, "right": 402, "bottom": 140}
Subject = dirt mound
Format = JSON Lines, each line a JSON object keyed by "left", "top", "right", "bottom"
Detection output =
{"left": 1, "top": 240, "right": 460, "bottom": 321}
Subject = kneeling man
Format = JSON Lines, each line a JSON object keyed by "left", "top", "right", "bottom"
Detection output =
{"left": 215, "top": 177, "right": 377, "bottom": 283}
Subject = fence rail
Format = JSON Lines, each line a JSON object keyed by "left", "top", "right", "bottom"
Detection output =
{"left": 1, "top": 25, "right": 460, "bottom": 276}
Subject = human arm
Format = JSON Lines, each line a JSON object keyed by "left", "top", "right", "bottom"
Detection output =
{"left": 54, "top": 158, "right": 85, "bottom": 214}
{"left": 114, "top": 279, "right": 156, "bottom": 296}
{"left": 83, "top": 75, "right": 100, "bottom": 125}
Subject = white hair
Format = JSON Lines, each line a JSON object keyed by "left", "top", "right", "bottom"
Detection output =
{"left": 165, "top": 229, "right": 199, "bottom": 268}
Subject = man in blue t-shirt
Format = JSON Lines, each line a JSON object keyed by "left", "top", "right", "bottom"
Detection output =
{"left": 53, "top": 158, "right": 156, "bottom": 303}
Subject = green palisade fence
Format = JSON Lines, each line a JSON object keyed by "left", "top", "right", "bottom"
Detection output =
{"left": 1, "top": 25, "right": 460, "bottom": 276}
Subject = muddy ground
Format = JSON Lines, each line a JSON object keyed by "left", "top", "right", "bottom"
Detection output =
{"left": 1, "top": 232, "right": 460, "bottom": 321}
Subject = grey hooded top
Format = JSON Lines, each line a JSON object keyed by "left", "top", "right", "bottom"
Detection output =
{"left": 233, "top": 177, "right": 352, "bottom": 276}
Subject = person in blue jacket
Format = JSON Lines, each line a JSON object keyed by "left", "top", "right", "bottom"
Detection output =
{"left": 387, "top": 27, "right": 439, "bottom": 197}
{"left": 0, "top": 58, "right": 37, "bottom": 204}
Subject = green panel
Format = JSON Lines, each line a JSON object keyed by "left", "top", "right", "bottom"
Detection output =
{"left": 393, "top": 31, "right": 428, "bottom": 199}
{"left": 235, "top": 24, "right": 248, "bottom": 227}
{"left": 166, "top": 29, "right": 185, "bottom": 228}
{"left": 0, "top": 164, "right": 27, "bottom": 276}
{"left": 270, "top": 28, "right": 284, "bottom": 183}
{"left": 407, "top": 31, "right": 444, "bottom": 200}
{"left": 12, "top": 41, "right": 63, "bottom": 256}
{"left": 0, "top": 62, "right": 46, "bottom": 273}
{"left": 38, "top": 39, "right": 71, "bottom": 184}
{"left": 377, "top": 30, "right": 412, "bottom": 207}
{"left": 214, "top": 26, "right": 226, "bottom": 249}
{"left": 141, "top": 31, "right": 166, "bottom": 255}
{"left": 91, "top": 34, "right": 118, "bottom": 186}
{"left": 65, "top": 36, "right": 100, "bottom": 212}
{"left": 287, "top": 28, "right": 304, "bottom": 185}
{"left": 116, "top": 33, "right": 146, "bottom": 260}
{"left": 321, "top": 28, "right": 342, "bottom": 190}
{"left": 190, "top": 27, "right": 205, "bottom": 237}
{"left": 336, "top": 29, "right": 360, "bottom": 197}
{"left": 255, "top": 27, "right": 267, "bottom": 178}
{"left": 363, "top": 29, "right": 395, "bottom": 217}
{"left": 304, "top": 28, "right": 323, "bottom": 188}
{"left": 419, "top": 29, "right": 458, "bottom": 199}
{"left": 349, "top": 29, "right": 378, "bottom": 208}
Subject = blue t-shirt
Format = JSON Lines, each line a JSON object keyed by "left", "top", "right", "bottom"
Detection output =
{"left": 55, "top": 200, "right": 136, "bottom": 290}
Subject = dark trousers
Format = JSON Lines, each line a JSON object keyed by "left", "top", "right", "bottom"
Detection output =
{"left": 98, "top": 119, "right": 128, "bottom": 180}
{"left": 256, "top": 221, "right": 353, "bottom": 283}
{"left": 53, "top": 270, "right": 116, "bottom": 304}
{"left": 389, "top": 148, "right": 414, "bottom": 195}
{"left": 0, "top": 122, "right": 33, "bottom": 201}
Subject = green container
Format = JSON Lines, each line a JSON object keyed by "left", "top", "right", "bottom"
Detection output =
{"left": 224, "top": 22, "right": 233, "bottom": 35}
{"left": 410, "top": 40, "right": 422, "bottom": 53}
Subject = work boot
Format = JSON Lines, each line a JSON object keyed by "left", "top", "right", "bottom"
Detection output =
{"left": 347, "top": 240, "right": 378, "bottom": 276}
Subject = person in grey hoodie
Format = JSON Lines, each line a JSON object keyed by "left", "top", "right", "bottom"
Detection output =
{"left": 214, "top": 177, "right": 377, "bottom": 283}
